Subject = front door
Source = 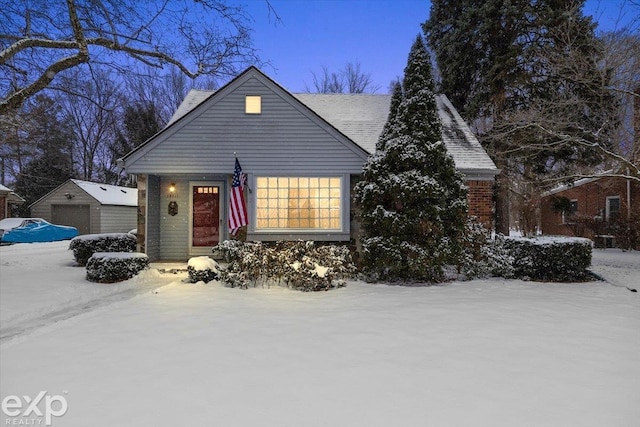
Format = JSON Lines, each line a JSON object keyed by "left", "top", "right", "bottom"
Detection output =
{"left": 189, "top": 182, "right": 224, "bottom": 255}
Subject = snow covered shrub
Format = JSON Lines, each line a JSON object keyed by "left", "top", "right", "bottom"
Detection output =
{"left": 212, "top": 240, "right": 355, "bottom": 291}
{"left": 503, "top": 236, "right": 592, "bottom": 282}
{"left": 86, "top": 252, "right": 149, "bottom": 283}
{"left": 69, "top": 233, "right": 137, "bottom": 266}
{"left": 459, "top": 218, "right": 514, "bottom": 279}
{"left": 213, "top": 239, "right": 246, "bottom": 262}
{"left": 354, "top": 36, "right": 468, "bottom": 283}
{"left": 187, "top": 256, "right": 220, "bottom": 283}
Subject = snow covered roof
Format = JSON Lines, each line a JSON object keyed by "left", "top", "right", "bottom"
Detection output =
{"left": 168, "top": 89, "right": 499, "bottom": 176}
{"left": 543, "top": 170, "right": 615, "bottom": 196}
{"left": 167, "top": 89, "right": 214, "bottom": 125}
{"left": 71, "top": 180, "right": 138, "bottom": 206}
{"left": 0, "top": 184, "right": 26, "bottom": 203}
{"left": 295, "top": 93, "right": 498, "bottom": 175}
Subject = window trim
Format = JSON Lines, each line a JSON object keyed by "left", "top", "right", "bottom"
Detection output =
{"left": 605, "top": 196, "right": 620, "bottom": 221}
{"left": 251, "top": 175, "right": 346, "bottom": 234}
{"left": 562, "top": 199, "right": 578, "bottom": 224}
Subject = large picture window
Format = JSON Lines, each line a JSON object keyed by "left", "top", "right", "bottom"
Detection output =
{"left": 255, "top": 177, "right": 342, "bottom": 230}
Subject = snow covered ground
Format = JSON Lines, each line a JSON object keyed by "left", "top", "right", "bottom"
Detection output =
{"left": 1, "top": 242, "right": 638, "bottom": 426}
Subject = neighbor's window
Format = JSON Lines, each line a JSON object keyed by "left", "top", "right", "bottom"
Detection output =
{"left": 562, "top": 200, "right": 578, "bottom": 224}
{"left": 255, "top": 177, "right": 342, "bottom": 230}
{"left": 606, "top": 196, "right": 620, "bottom": 221}
{"left": 245, "top": 95, "right": 261, "bottom": 114}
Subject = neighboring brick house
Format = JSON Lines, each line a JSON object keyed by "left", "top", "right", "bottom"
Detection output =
{"left": 0, "top": 184, "right": 25, "bottom": 220}
{"left": 539, "top": 174, "right": 640, "bottom": 247}
{"left": 119, "top": 67, "right": 499, "bottom": 261}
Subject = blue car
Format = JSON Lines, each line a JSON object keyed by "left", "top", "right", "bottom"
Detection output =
{"left": 0, "top": 218, "right": 79, "bottom": 243}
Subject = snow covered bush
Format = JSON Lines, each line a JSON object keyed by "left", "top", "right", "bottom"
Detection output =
{"left": 69, "top": 233, "right": 137, "bottom": 266}
{"left": 354, "top": 36, "right": 468, "bottom": 283}
{"left": 86, "top": 252, "right": 149, "bottom": 283}
{"left": 187, "top": 256, "right": 220, "bottom": 283}
{"left": 459, "top": 218, "right": 514, "bottom": 279}
{"left": 212, "top": 240, "right": 355, "bottom": 291}
{"left": 503, "top": 236, "right": 592, "bottom": 282}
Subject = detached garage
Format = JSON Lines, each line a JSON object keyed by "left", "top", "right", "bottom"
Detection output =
{"left": 30, "top": 179, "right": 138, "bottom": 235}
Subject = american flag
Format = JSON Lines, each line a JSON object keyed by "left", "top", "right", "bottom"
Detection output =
{"left": 228, "top": 158, "right": 248, "bottom": 235}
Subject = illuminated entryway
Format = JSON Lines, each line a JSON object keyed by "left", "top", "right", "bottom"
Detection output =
{"left": 189, "top": 182, "right": 224, "bottom": 255}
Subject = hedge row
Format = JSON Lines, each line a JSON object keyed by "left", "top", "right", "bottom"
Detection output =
{"left": 86, "top": 252, "right": 149, "bottom": 283}
{"left": 69, "top": 233, "right": 136, "bottom": 266}
{"left": 502, "top": 236, "right": 593, "bottom": 282}
{"left": 213, "top": 240, "right": 356, "bottom": 291}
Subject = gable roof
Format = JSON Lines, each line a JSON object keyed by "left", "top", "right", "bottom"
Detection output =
{"left": 122, "top": 66, "right": 498, "bottom": 177}
{"left": 120, "top": 66, "right": 370, "bottom": 174}
{"left": 71, "top": 180, "right": 137, "bottom": 206}
{"left": 30, "top": 179, "right": 137, "bottom": 208}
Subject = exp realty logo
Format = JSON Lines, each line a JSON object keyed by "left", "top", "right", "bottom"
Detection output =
{"left": 2, "top": 391, "right": 68, "bottom": 426}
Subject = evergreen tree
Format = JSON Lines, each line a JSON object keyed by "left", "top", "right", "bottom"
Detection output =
{"left": 104, "top": 101, "right": 161, "bottom": 185}
{"left": 354, "top": 36, "right": 468, "bottom": 282}
{"left": 11, "top": 95, "right": 75, "bottom": 216}
{"left": 424, "top": 0, "right": 621, "bottom": 233}
{"left": 377, "top": 80, "right": 403, "bottom": 150}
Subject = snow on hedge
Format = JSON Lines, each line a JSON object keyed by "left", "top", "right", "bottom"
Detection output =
{"left": 503, "top": 235, "right": 593, "bottom": 282}
{"left": 86, "top": 252, "right": 149, "bottom": 283}
{"left": 187, "top": 256, "right": 220, "bottom": 284}
{"left": 69, "top": 233, "right": 137, "bottom": 266}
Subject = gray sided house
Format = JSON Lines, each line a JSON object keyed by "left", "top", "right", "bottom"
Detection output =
{"left": 120, "top": 66, "right": 498, "bottom": 261}
{"left": 30, "top": 179, "right": 138, "bottom": 235}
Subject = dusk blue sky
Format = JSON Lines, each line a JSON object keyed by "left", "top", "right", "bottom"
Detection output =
{"left": 239, "top": 0, "right": 638, "bottom": 93}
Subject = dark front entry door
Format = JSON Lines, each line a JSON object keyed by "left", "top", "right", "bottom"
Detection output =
{"left": 191, "top": 185, "right": 221, "bottom": 247}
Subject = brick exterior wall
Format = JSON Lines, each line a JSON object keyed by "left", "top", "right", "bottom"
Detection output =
{"left": 467, "top": 180, "right": 494, "bottom": 228}
{"left": 0, "top": 195, "right": 6, "bottom": 219}
{"left": 540, "top": 176, "right": 639, "bottom": 239}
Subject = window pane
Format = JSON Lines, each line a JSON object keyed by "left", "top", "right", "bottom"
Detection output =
{"left": 245, "top": 96, "right": 261, "bottom": 114}
{"left": 255, "top": 176, "right": 342, "bottom": 231}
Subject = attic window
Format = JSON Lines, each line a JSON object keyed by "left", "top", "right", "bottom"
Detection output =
{"left": 245, "top": 95, "right": 261, "bottom": 114}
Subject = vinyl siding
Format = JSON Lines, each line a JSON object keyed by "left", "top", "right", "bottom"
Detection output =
{"left": 159, "top": 178, "right": 190, "bottom": 260}
{"left": 99, "top": 205, "right": 137, "bottom": 233}
{"left": 153, "top": 175, "right": 228, "bottom": 260}
{"left": 124, "top": 75, "right": 368, "bottom": 176}
{"left": 146, "top": 175, "right": 161, "bottom": 261}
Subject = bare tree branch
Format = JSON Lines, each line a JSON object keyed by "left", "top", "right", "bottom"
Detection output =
{"left": 0, "top": 0, "right": 262, "bottom": 115}
{"left": 304, "top": 61, "right": 380, "bottom": 94}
